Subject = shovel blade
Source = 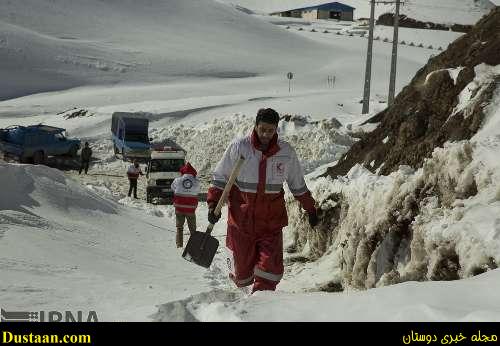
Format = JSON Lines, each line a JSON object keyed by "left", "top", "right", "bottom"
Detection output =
{"left": 182, "top": 231, "right": 219, "bottom": 268}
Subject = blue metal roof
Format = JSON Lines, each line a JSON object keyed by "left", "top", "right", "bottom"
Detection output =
{"left": 291, "top": 2, "right": 355, "bottom": 12}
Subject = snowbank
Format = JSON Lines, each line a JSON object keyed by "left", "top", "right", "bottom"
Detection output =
{"left": 284, "top": 65, "right": 500, "bottom": 290}
{"left": 153, "top": 269, "right": 500, "bottom": 321}
{"left": 151, "top": 113, "right": 354, "bottom": 182}
{"left": 0, "top": 162, "right": 211, "bottom": 321}
{"left": 0, "top": 162, "right": 118, "bottom": 215}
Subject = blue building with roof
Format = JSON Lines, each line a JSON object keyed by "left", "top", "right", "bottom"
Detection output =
{"left": 271, "top": 2, "right": 355, "bottom": 21}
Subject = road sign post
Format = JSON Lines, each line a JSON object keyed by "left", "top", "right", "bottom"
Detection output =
{"left": 287, "top": 72, "right": 294, "bottom": 92}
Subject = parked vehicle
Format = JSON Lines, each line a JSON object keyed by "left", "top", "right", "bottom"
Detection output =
{"left": 111, "top": 112, "right": 151, "bottom": 161}
{"left": 0, "top": 124, "right": 81, "bottom": 164}
{"left": 146, "top": 140, "right": 186, "bottom": 204}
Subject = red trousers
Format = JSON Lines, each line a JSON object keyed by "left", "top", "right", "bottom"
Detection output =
{"left": 226, "top": 225, "right": 284, "bottom": 292}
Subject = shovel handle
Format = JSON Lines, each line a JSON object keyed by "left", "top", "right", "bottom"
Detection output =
{"left": 206, "top": 155, "right": 245, "bottom": 236}
{"left": 214, "top": 155, "right": 245, "bottom": 216}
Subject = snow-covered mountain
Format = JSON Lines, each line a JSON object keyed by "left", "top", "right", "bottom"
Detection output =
{"left": 0, "top": 0, "right": 332, "bottom": 100}
{"left": 219, "top": 0, "right": 495, "bottom": 24}
{"left": 0, "top": 0, "right": 439, "bottom": 119}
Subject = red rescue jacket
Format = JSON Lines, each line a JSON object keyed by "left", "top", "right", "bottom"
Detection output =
{"left": 127, "top": 165, "right": 143, "bottom": 180}
{"left": 207, "top": 130, "right": 315, "bottom": 234}
{"left": 171, "top": 163, "right": 200, "bottom": 214}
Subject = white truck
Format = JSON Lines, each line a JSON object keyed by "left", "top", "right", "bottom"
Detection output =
{"left": 146, "top": 140, "right": 186, "bottom": 204}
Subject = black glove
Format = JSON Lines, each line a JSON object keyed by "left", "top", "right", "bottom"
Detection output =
{"left": 308, "top": 210, "right": 319, "bottom": 228}
{"left": 208, "top": 208, "right": 221, "bottom": 224}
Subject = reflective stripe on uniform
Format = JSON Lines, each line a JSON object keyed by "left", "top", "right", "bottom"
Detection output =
{"left": 254, "top": 267, "right": 283, "bottom": 282}
{"left": 175, "top": 192, "right": 198, "bottom": 198}
{"left": 235, "top": 180, "right": 284, "bottom": 194}
{"left": 214, "top": 178, "right": 287, "bottom": 195}
{"left": 235, "top": 181, "right": 257, "bottom": 193}
{"left": 236, "top": 186, "right": 257, "bottom": 193}
{"left": 212, "top": 179, "right": 226, "bottom": 189}
{"left": 265, "top": 183, "right": 282, "bottom": 193}
{"left": 173, "top": 203, "right": 197, "bottom": 209}
{"left": 236, "top": 275, "right": 254, "bottom": 286}
{"left": 289, "top": 185, "right": 308, "bottom": 196}
{"left": 235, "top": 180, "right": 257, "bottom": 190}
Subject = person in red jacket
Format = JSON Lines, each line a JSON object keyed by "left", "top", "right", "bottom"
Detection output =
{"left": 207, "top": 108, "right": 319, "bottom": 293}
{"left": 127, "top": 160, "right": 144, "bottom": 199}
{"left": 171, "top": 162, "right": 200, "bottom": 248}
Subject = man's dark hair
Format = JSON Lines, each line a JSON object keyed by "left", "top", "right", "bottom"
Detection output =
{"left": 256, "top": 108, "right": 279, "bottom": 125}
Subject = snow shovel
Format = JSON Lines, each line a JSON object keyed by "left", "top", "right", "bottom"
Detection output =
{"left": 182, "top": 155, "right": 245, "bottom": 268}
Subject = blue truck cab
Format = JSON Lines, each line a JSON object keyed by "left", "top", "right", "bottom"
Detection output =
{"left": 0, "top": 124, "right": 81, "bottom": 164}
{"left": 111, "top": 112, "right": 151, "bottom": 161}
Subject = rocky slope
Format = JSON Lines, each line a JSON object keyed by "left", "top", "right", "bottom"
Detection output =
{"left": 328, "top": 7, "right": 500, "bottom": 178}
{"left": 285, "top": 7, "right": 500, "bottom": 291}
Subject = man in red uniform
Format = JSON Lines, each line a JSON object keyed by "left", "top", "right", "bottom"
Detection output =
{"left": 171, "top": 162, "right": 200, "bottom": 248}
{"left": 127, "top": 160, "right": 144, "bottom": 199}
{"left": 207, "top": 108, "right": 319, "bottom": 292}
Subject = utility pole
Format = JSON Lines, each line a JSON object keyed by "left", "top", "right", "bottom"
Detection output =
{"left": 388, "top": 0, "right": 401, "bottom": 106}
{"left": 362, "top": 0, "right": 376, "bottom": 114}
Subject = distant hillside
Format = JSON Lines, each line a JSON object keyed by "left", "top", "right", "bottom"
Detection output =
{"left": 376, "top": 13, "right": 473, "bottom": 33}
{"left": 219, "top": 0, "right": 494, "bottom": 24}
